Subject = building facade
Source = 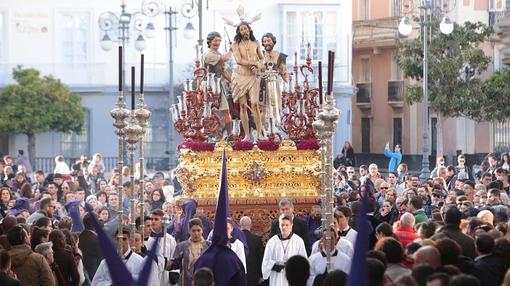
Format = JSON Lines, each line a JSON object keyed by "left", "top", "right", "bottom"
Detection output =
{"left": 352, "top": 0, "right": 494, "bottom": 166}
{"left": 0, "top": 0, "right": 353, "bottom": 172}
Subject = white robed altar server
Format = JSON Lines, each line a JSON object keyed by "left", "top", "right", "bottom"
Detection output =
{"left": 262, "top": 214, "right": 307, "bottom": 286}
{"left": 145, "top": 209, "right": 177, "bottom": 286}
{"left": 92, "top": 229, "right": 159, "bottom": 286}
{"left": 307, "top": 230, "right": 352, "bottom": 286}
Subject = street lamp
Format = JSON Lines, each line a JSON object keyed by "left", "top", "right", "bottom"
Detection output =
{"left": 180, "top": 0, "right": 207, "bottom": 51}
{"left": 98, "top": 0, "right": 164, "bottom": 91}
{"left": 398, "top": 0, "right": 454, "bottom": 180}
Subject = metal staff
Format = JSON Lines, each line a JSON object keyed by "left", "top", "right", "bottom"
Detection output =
{"left": 161, "top": 214, "right": 171, "bottom": 286}
{"left": 111, "top": 46, "right": 130, "bottom": 254}
{"left": 135, "top": 54, "right": 151, "bottom": 242}
{"left": 312, "top": 51, "right": 339, "bottom": 271}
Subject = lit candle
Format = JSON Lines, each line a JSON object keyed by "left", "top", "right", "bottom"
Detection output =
{"left": 131, "top": 66, "right": 135, "bottom": 110}
{"left": 118, "top": 46, "right": 123, "bottom": 91}
{"left": 140, "top": 54, "right": 144, "bottom": 94}
{"left": 177, "top": 96, "right": 183, "bottom": 113}
{"left": 318, "top": 61, "right": 323, "bottom": 105}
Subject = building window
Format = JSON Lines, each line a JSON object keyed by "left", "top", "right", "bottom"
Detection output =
{"left": 490, "top": 0, "right": 505, "bottom": 11}
{"left": 360, "top": 58, "right": 371, "bottom": 82}
{"left": 58, "top": 12, "right": 90, "bottom": 63}
{"left": 283, "top": 6, "right": 338, "bottom": 62}
{"left": 61, "top": 109, "right": 90, "bottom": 158}
{"left": 144, "top": 109, "right": 170, "bottom": 157}
{"left": 493, "top": 120, "right": 510, "bottom": 153}
{"left": 391, "top": 0, "right": 402, "bottom": 17}
{"left": 361, "top": 117, "right": 371, "bottom": 153}
{"left": 393, "top": 117, "right": 402, "bottom": 148}
{"left": 360, "top": 0, "right": 370, "bottom": 20}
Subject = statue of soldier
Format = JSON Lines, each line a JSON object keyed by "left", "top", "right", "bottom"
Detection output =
{"left": 204, "top": 31, "right": 233, "bottom": 138}
{"left": 260, "top": 32, "right": 288, "bottom": 133}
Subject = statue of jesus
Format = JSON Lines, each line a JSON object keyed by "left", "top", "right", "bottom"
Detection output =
{"left": 231, "top": 21, "right": 265, "bottom": 141}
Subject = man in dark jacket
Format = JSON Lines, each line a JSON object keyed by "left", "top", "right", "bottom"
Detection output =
{"left": 474, "top": 234, "right": 506, "bottom": 286}
{"left": 240, "top": 216, "right": 264, "bottom": 286}
{"left": 79, "top": 213, "right": 103, "bottom": 279}
{"left": 269, "top": 198, "right": 310, "bottom": 255}
{"left": 7, "top": 225, "right": 54, "bottom": 286}
{"left": 432, "top": 206, "right": 476, "bottom": 259}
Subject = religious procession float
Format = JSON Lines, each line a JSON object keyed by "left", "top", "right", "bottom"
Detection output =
{"left": 169, "top": 7, "right": 340, "bottom": 236}
{"left": 111, "top": 8, "right": 339, "bottom": 236}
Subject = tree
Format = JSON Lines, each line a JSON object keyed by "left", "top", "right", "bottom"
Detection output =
{"left": 0, "top": 66, "right": 85, "bottom": 167}
{"left": 479, "top": 66, "right": 510, "bottom": 122}
{"left": 394, "top": 20, "right": 493, "bottom": 158}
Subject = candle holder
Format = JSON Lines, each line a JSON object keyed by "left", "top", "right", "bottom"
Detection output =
{"left": 110, "top": 90, "right": 130, "bottom": 253}
{"left": 124, "top": 111, "right": 143, "bottom": 243}
{"left": 171, "top": 62, "right": 222, "bottom": 142}
{"left": 281, "top": 46, "right": 320, "bottom": 141}
{"left": 312, "top": 51, "right": 338, "bottom": 271}
{"left": 135, "top": 92, "right": 151, "bottom": 242}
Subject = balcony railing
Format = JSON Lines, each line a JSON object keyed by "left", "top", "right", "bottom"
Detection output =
{"left": 388, "top": 80, "right": 404, "bottom": 102}
{"left": 0, "top": 62, "right": 192, "bottom": 88}
{"left": 353, "top": 17, "right": 400, "bottom": 46}
{"left": 34, "top": 156, "right": 170, "bottom": 174}
{"left": 356, "top": 82, "right": 371, "bottom": 105}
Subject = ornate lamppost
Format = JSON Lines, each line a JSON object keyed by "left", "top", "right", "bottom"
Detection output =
{"left": 397, "top": 0, "right": 454, "bottom": 180}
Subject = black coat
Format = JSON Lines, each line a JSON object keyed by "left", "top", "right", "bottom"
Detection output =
{"left": 242, "top": 229, "right": 264, "bottom": 286}
{"left": 269, "top": 216, "right": 310, "bottom": 255}
{"left": 0, "top": 273, "right": 21, "bottom": 286}
{"left": 434, "top": 224, "right": 476, "bottom": 259}
{"left": 53, "top": 247, "right": 80, "bottom": 286}
{"left": 474, "top": 254, "right": 507, "bottom": 286}
{"left": 78, "top": 229, "right": 103, "bottom": 279}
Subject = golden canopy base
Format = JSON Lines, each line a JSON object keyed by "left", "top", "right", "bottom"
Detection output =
{"left": 175, "top": 140, "right": 321, "bottom": 237}
{"left": 175, "top": 140, "right": 321, "bottom": 199}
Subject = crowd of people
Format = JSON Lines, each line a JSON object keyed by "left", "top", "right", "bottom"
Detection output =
{"left": 0, "top": 148, "right": 508, "bottom": 286}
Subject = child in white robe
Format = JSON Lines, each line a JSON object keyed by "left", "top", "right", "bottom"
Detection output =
{"left": 262, "top": 214, "right": 307, "bottom": 286}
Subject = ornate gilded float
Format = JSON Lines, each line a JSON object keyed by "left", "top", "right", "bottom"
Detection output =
{"left": 175, "top": 140, "right": 321, "bottom": 199}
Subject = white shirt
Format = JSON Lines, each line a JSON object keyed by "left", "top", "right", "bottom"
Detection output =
{"left": 341, "top": 227, "right": 358, "bottom": 246}
{"left": 311, "top": 237, "right": 354, "bottom": 257}
{"left": 229, "top": 239, "right": 247, "bottom": 273}
{"left": 91, "top": 249, "right": 159, "bottom": 286}
{"left": 307, "top": 250, "right": 352, "bottom": 286}
{"left": 262, "top": 233, "right": 307, "bottom": 286}
{"left": 145, "top": 232, "right": 177, "bottom": 285}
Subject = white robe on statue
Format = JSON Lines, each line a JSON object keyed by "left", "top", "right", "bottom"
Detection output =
{"left": 307, "top": 249, "right": 352, "bottom": 286}
{"left": 91, "top": 249, "right": 159, "bottom": 286}
{"left": 262, "top": 233, "right": 307, "bottom": 286}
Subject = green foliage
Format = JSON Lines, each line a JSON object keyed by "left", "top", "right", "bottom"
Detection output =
{"left": 394, "top": 21, "right": 493, "bottom": 121}
{"left": 0, "top": 66, "right": 85, "bottom": 135}
{"left": 479, "top": 67, "right": 510, "bottom": 122}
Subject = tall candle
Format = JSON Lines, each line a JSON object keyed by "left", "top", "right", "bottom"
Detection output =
{"left": 318, "top": 61, "right": 323, "bottom": 105}
{"left": 118, "top": 46, "right": 123, "bottom": 91}
{"left": 131, "top": 66, "right": 135, "bottom": 110}
{"left": 140, "top": 54, "right": 144, "bottom": 94}
{"left": 327, "top": 51, "right": 336, "bottom": 95}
